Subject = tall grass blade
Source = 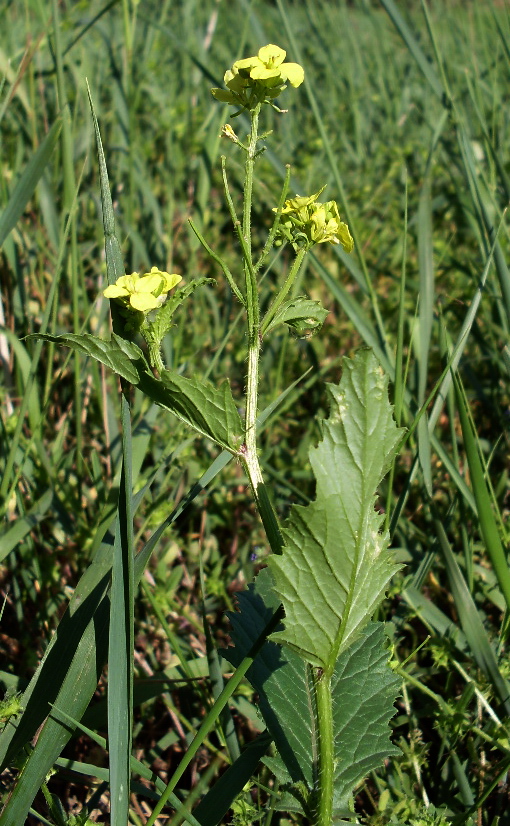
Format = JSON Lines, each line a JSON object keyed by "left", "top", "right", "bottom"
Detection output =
{"left": 416, "top": 176, "right": 434, "bottom": 496}
{"left": 88, "top": 82, "right": 134, "bottom": 821}
{"left": 0, "top": 118, "right": 61, "bottom": 248}
{"left": 191, "top": 733, "right": 273, "bottom": 826}
{"left": 108, "top": 398, "right": 134, "bottom": 824}
{"left": 453, "top": 371, "right": 510, "bottom": 615}
{"left": 434, "top": 512, "right": 510, "bottom": 716}
{"left": 379, "top": 0, "right": 444, "bottom": 98}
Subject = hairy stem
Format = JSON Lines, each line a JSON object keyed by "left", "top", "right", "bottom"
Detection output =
{"left": 314, "top": 667, "right": 334, "bottom": 826}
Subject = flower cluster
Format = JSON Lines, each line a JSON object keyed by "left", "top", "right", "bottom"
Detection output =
{"left": 103, "top": 267, "right": 182, "bottom": 313}
{"left": 274, "top": 188, "right": 354, "bottom": 252}
{"left": 212, "top": 44, "right": 304, "bottom": 109}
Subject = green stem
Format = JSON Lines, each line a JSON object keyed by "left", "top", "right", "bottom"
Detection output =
{"left": 314, "top": 667, "right": 334, "bottom": 826}
{"left": 253, "top": 163, "right": 291, "bottom": 277}
{"left": 261, "top": 245, "right": 308, "bottom": 336}
{"left": 242, "top": 106, "right": 263, "bottom": 482}
{"left": 140, "top": 323, "right": 165, "bottom": 374}
{"left": 188, "top": 217, "right": 245, "bottom": 305}
{"left": 240, "top": 102, "right": 283, "bottom": 555}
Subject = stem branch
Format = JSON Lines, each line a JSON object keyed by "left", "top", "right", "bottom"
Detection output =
{"left": 261, "top": 245, "right": 307, "bottom": 336}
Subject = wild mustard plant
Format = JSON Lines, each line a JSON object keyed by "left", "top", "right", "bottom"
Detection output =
{"left": 28, "top": 43, "right": 401, "bottom": 826}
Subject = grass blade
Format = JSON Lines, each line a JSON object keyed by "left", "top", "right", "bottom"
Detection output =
{"left": 108, "top": 397, "right": 134, "bottom": 824}
{"left": 379, "top": 0, "right": 444, "bottom": 98}
{"left": 0, "top": 117, "right": 62, "bottom": 248}
{"left": 453, "top": 371, "right": 510, "bottom": 615}
{"left": 434, "top": 511, "right": 510, "bottom": 716}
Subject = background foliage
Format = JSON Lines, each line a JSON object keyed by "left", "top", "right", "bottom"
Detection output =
{"left": 1, "top": 0, "right": 510, "bottom": 823}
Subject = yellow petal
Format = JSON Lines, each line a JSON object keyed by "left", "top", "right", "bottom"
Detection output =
{"left": 258, "top": 44, "right": 286, "bottom": 67}
{"left": 129, "top": 292, "right": 160, "bottom": 312}
{"left": 142, "top": 268, "right": 182, "bottom": 291}
{"left": 280, "top": 62, "right": 304, "bottom": 87}
{"left": 232, "top": 56, "right": 259, "bottom": 73}
{"left": 250, "top": 65, "right": 281, "bottom": 82}
{"left": 160, "top": 272, "right": 182, "bottom": 290}
{"left": 136, "top": 273, "right": 164, "bottom": 293}
{"left": 103, "top": 284, "right": 129, "bottom": 298}
{"left": 280, "top": 187, "right": 326, "bottom": 213}
{"left": 337, "top": 222, "right": 354, "bottom": 253}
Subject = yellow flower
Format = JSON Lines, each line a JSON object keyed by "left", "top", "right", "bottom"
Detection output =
{"left": 103, "top": 267, "right": 182, "bottom": 313}
{"left": 274, "top": 189, "right": 354, "bottom": 252}
{"left": 279, "top": 187, "right": 326, "bottom": 223}
{"left": 310, "top": 201, "right": 354, "bottom": 250}
{"left": 211, "top": 44, "right": 304, "bottom": 107}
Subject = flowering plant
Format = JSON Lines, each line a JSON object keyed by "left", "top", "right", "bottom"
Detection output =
{"left": 212, "top": 43, "right": 304, "bottom": 109}
{"left": 275, "top": 187, "right": 354, "bottom": 251}
{"left": 103, "top": 267, "right": 182, "bottom": 313}
{"left": 26, "top": 44, "right": 401, "bottom": 826}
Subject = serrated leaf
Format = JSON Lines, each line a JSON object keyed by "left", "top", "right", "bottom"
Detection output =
{"left": 224, "top": 572, "right": 399, "bottom": 818}
{"left": 330, "top": 623, "right": 400, "bottom": 811}
{"left": 264, "top": 297, "right": 329, "bottom": 337}
{"left": 137, "top": 368, "right": 244, "bottom": 454}
{"left": 28, "top": 333, "right": 144, "bottom": 384}
{"left": 31, "top": 333, "right": 243, "bottom": 451}
{"left": 268, "top": 349, "right": 403, "bottom": 668}
{"left": 224, "top": 569, "right": 315, "bottom": 798}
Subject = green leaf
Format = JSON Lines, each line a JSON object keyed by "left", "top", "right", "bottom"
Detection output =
{"left": 269, "top": 349, "right": 403, "bottom": 669}
{"left": 28, "top": 333, "right": 144, "bottom": 384}
{"left": 330, "top": 623, "right": 400, "bottom": 811}
{"left": 225, "top": 570, "right": 399, "bottom": 817}
{"left": 31, "top": 333, "right": 243, "bottom": 452}
{"left": 225, "top": 569, "right": 315, "bottom": 801}
{"left": 263, "top": 296, "right": 329, "bottom": 337}
{"left": 138, "top": 369, "right": 244, "bottom": 454}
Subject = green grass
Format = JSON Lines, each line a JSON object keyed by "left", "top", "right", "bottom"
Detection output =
{"left": 1, "top": 0, "right": 510, "bottom": 823}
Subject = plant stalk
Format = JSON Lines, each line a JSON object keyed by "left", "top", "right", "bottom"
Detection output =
{"left": 261, "top": 245, "right": 307, "bottom": 336}
{"left": 314, "top": 667, "right": 334, "bottom": 826}
{"left": 240, "top": 102, "right": 283, "bottom": 555}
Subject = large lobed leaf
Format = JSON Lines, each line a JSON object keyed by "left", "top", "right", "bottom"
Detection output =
{"left": 225, "top": 568, "right": 400, "bottom": 818}
{"left": 268, "top": 349, "right": 403, "bottom": 669}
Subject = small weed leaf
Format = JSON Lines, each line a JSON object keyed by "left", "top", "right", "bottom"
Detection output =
{"left": 138, "top": 368, "right": 244, "bottom": 454}
{"left": 263, "top": 296, "right": 329, "bottom": 337}
{"left": 28, "top": 333, "right": 144, "bottom": 384}
{"left": 268, "top": 349, "right": 404, "bottom": 669}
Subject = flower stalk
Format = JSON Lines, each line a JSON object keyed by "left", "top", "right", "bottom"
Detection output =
{"left": 261, "top": 245, "right": 307, "bottom": 337}
{"left": 240, "top": 102, "right": 284, "bottom": 554}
